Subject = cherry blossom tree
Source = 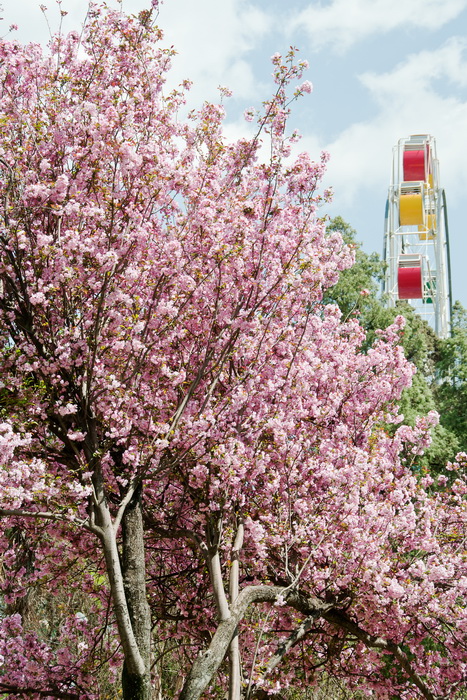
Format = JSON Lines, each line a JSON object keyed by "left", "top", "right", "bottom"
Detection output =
{"left": 0, "top": 5, "right": 467, "bottom": 700}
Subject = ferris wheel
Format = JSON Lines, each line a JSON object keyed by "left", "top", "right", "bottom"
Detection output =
{"left": 383, "top": 134, "right": 452, "bottom": 338}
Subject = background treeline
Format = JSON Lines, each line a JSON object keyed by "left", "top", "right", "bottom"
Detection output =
{"left": 326, "top": 216, "right": 467, "bottom": 473}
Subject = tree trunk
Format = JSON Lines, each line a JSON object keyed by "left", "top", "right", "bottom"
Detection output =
{"left": 121, "top": 483, "right": 152, "bottom": 700}
{"left": 228, "top": 521, "right": 244, "bottom": 700}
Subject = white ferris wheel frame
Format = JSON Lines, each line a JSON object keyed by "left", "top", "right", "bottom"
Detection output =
{"left": 383, "top": 134, "right": 452, "bottom": 339}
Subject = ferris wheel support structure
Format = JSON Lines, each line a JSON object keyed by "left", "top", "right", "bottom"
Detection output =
{"left": 383, "top": 134, "right": 452, "bottom": 338}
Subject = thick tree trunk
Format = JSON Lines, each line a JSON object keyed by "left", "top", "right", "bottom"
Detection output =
{"left": 96, "top": 501, "right": 146, "bottom": 681}
{"left": 121, "top": 483, "right": 152, "bottom": 700}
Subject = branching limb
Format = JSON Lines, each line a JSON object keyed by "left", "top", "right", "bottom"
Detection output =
{"left": 202, "top": 516, "right": 230, "bottom": 623}
{"left": 113, "top": 478, "right": 139, "bottom": 535}
{"left": 179, "top": 585, "right": 333, "bottom": 700}
{"left": 323, "top": 609, "right": 440, "bottom": 700}
{"left": 0, "top": 507, "right": 99, "bottom": 535}
{"left": 254, "top": 615, "right": 315, "bottom": 684}
{"left": 180, "top": 584, "right": 442, "bottom": 700}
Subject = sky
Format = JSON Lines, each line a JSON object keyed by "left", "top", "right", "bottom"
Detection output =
{"left": 2, "top": 0, "right": 467, "bottom": 310}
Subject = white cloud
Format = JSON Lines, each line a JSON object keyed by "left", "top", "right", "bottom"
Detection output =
{"left": 359, "top": 37, "right": 467, "bottom": 101}
{"left": 314, "top": 39, "right": 467, "bottom": 206}
{"left": 289, "top": 0, "right": 467, "bottom": 52}
{"left": 154, "top": 0, "right": 273, "bottom": 103}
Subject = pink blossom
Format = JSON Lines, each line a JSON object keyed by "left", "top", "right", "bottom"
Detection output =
{"left": 299, "top": 80, "right": 313, "bottom": 94}
{"left": 387, "top": 579, "right": 405, "bottom": 599}
{"left": 67, "top": 430, "right": 86, "bottom": 442}
{"left": 29, "top": 292, "right": 47, "bottom": 305}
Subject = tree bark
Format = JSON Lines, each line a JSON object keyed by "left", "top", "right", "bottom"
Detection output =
{"left": 121, "top": 482, "right": 153, "bottom": 700}
{"left": 97, "top": 506, "right": 146, "bottom": 679}
{"left": 228, "top": 521, "right": 244, "bottom": 700}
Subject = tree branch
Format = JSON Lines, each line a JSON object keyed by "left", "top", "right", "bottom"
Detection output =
{"left": 179, "top": 585, "right": 333, "bottom": 700}
{"left": 322, "top": 609, "right": 439, "bottom": 700}
{"left": 0, "top": 507, "right": 98, "bottom": 534}
{"left": 203, "top": 517, "right": 230, "bottom": 623}
{"left": 113, "top": 478, "right": 138, "bottom": 535}
{"left": 254, "top": 615, "right": 315, "bottom": 683}
{"left": 180, "top": 585, "right": 441, "bottom": 700}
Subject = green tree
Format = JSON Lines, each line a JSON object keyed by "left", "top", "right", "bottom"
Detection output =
{"left": 325, "top": 217, "right": 460, "bottom": 472}
{"left": 434, "top": 301, "right": 467, "bottom": 453}
{"left": 323, "top": 217, "right": 386, "bottom": 326}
